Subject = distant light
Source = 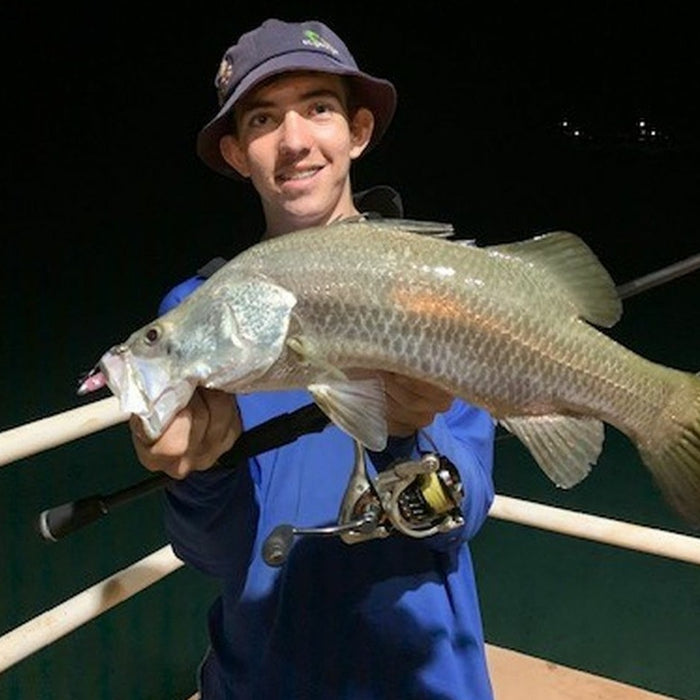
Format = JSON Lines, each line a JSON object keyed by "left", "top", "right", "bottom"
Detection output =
{"left": 552, "top": 114, "right": 673, "bottom": 150}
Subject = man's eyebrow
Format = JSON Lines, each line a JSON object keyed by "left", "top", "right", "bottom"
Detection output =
{"left": 298, "top": 88, "right": 344, "bottom": 102}
{"left": 240, "top": 88, "right": 344, "bottom": 113}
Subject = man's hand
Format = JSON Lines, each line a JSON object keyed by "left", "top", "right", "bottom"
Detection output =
{"left": 129, "top": 388, "right": 242, "bottom": 480}
{"left": 380, "top": 372, "right": 455, "bottom": 437}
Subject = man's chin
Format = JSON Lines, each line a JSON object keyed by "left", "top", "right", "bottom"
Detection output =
{"left": 279, "top": 195, "right": 330, "bottom": 224}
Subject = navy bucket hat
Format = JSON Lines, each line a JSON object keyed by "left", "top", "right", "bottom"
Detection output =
{"left": 196, "top": 19, "right": 397, "bottom": 178}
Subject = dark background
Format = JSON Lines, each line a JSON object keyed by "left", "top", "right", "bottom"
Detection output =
{"left": 1, "top": 4, "right": 698, "bottom": 699}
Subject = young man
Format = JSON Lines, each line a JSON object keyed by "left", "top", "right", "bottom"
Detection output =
{"left": 130, "top": 19, "right": 496, "bottom": 699}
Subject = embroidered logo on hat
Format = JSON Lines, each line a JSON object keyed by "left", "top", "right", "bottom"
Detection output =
{"left": 301, "top": 30, "right": 339, "bottom": 56}
{"left": 216, "top": 59, "right": 234, "bottom": 106}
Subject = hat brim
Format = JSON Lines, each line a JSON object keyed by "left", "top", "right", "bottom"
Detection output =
{"left": 196, "top": 51, "right": 397, "bottom": 179}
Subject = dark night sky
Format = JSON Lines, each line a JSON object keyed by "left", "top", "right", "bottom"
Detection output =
{"left": 2, "top": 5, "right": 698, "bottom": 413}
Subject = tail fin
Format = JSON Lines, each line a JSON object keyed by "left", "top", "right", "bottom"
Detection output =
{"left": 639, "top": 372, "right": 700, "bottom": 528}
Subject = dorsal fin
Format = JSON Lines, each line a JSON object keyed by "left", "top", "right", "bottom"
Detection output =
{"left": 490, "top": 231, "right": 622, "bottom": 327}
{"left": 377, "top": 218, "right": 456, "bottom": 238}
{"left": 331, "top": 216, "right": 456, "bottom": 239}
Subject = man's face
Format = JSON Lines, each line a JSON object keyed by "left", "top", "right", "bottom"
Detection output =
{"left": 221, "top": 72, "right": 372, "bottom": 233}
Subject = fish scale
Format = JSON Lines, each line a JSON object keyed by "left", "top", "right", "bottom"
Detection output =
{"left": 91, "top": 218, "right": 700, "bottom": 527}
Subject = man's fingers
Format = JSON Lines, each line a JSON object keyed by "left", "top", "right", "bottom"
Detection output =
{"left": 126, "top": 389, "right": 240, "bottom": 478}
{"left": 383, "top": 373, "right": 454, "bottom": 412}
{"left": 193, "top": 390, "right": 240, "bottom": 469}
{"left": 379, "top": 372, "right": 455, "bottom": 436}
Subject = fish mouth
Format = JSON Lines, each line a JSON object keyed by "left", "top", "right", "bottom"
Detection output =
{"left": 99, "top": 348, "right": 194, "bottom": 440}
{"left": 100, "top": 349, "right": 150, "bottom": 415}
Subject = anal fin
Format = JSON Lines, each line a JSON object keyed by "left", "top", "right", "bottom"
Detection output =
{"left": 500, "top": 414, "right": 605, "bottom": 488}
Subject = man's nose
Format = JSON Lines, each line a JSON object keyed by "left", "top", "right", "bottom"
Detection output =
{"left": 278, "top": 111, "right": 312, "bottom": 153}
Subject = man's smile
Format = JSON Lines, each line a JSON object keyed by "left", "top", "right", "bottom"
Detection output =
{"left": 277, "top": 166, "right": 323, "bottom": 184}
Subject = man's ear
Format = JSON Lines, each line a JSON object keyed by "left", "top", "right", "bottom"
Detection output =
{"left": 349, "top": 107, "right": 375, "bottom": 160}
{"left": 219, "top": 135, "right": 250, "bottom": 178}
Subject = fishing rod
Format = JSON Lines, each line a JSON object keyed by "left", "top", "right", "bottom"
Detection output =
{"left": 36, "top": 251, "right": 700, "bottom": 542}
{"left": 38, "top": 403, "right": 329, "bottom": 541}
{"left": 615, "top": 252, "right": 700, "bottom": 299}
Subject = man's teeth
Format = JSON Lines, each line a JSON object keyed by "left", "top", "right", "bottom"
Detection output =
{"left": 281, "top": 169, "right": 318, "bottom": 181}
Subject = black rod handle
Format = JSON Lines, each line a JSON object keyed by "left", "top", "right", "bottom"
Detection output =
{"left": 38, "top": 473, "right": 171, "bottom": 541}
{"left": 38, "top": 496, "right": 109, "bottom": 542}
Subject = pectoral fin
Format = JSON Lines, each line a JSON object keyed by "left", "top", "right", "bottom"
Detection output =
{"left": 308, "top": 377, "right": 388, "bottom": 451}
{"left": 500, "top": 414, "right": 605, "bottom": 487}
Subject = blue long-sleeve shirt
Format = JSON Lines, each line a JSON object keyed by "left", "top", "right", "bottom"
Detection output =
{"left": 160, "top": 274, "right": 496, "bottom": 699}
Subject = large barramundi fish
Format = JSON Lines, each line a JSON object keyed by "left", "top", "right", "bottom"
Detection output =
{"left": 90, "top": 218, "right": 700, "bottom": 526}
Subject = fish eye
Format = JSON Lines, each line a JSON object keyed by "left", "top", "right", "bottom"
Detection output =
{"left": 145, "top": 327, "right": 160, "bottom": 345}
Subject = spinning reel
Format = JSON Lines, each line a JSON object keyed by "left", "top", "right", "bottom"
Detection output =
{"left": 263, "top": 441, "right": 465, "bottom": 566}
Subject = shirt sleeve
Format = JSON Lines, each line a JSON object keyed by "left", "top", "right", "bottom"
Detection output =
{"left": 158, "top": 276, "right": 206, "bottom": 315}
{"left": 163, "top": 466, "right": 259, "bottom": 582}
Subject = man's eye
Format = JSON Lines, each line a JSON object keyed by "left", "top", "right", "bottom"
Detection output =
{"left": 249, "top": 114, "right": 269, "bottom": 127}
{"left": 311, "top": 102, "right": 333, "bottom": 115}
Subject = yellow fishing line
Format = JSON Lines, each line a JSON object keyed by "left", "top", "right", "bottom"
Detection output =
{"left": 420, "top": 473, "right": 451, "bottom": 513}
